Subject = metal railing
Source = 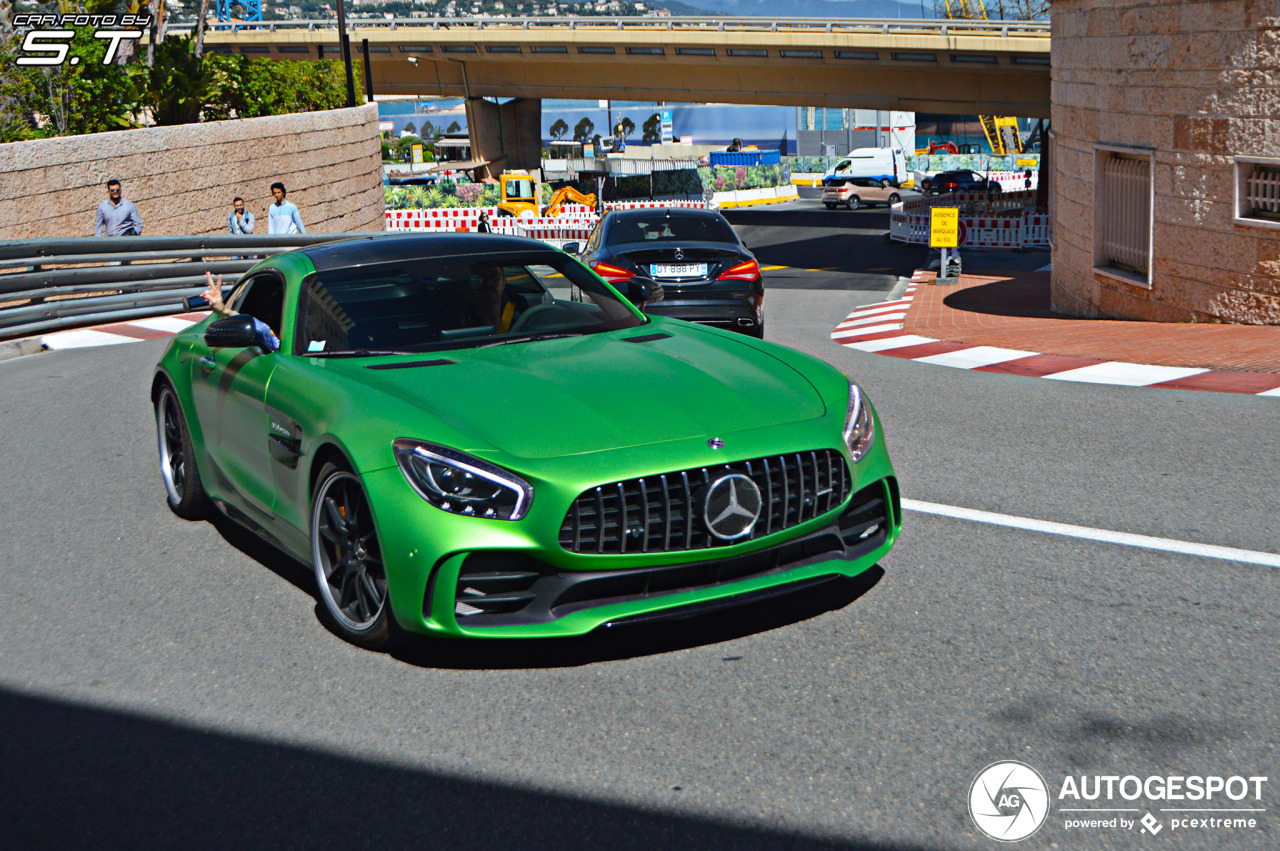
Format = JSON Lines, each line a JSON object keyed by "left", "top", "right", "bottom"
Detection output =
{"left": 166, "top": 15, "right": 1050, "bottom": 39}
{"left": 0, "top": 234, "right": 383, "bottom": 341}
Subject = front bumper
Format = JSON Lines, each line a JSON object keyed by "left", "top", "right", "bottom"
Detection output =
{"left": 362, "top": 412, "right": 899, "bottom": 639}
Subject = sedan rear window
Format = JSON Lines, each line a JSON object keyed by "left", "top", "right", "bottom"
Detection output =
{"left": 606, "top": 214, "right": 738, "bottom": 246}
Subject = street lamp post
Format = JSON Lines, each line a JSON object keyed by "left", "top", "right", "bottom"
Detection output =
{"left": 334, "top": 0, "right": 357, "bottom": 109}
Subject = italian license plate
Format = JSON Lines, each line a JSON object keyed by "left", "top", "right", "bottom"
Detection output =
{"left": 650, "top": 263, "right": 707, "bottom": 278}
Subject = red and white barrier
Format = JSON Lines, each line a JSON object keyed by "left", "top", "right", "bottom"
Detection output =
{"left": 890, "top": 206, "right": 1051, "bottom": 250}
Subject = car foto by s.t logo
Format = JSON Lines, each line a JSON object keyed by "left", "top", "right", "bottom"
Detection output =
{"left": 13, "top": 15, "right": 152, "bottom": 66}
{"left": 969, "top": 761, "right": 1051, "bottom": 842}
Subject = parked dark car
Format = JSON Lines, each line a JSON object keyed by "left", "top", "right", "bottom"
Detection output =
{"left": 920, "top": 169, "right": 999, "bottom": 194}
{"left": 571, "top": 207, "right": 765, "bottom": 337}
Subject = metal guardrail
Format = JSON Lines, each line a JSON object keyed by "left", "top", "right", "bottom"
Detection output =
{"left": 0, "top": 233, "right": 383, "bottom": 341}
{"left": 166, "top": 15, "right": 1050, "bottom": 39}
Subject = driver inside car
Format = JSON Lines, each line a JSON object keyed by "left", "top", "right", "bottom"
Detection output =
{"left": 469, "top": 265, "right": 520, "bottom": 333}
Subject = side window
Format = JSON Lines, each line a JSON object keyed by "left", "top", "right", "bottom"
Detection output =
{"left": 585, "top": 220, "right": 603, "bottom": 254}
{"left": 835, "top": 159, "right": 851, "bottom": 172}
{"left": 237, "top": 274, "right": 285, "bottom": 335}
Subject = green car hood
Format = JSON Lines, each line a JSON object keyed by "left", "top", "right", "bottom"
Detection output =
{"left": 326, "top": 325, "right": 828, "bottom": 460}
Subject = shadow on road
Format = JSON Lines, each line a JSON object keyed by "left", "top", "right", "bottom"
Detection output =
{"left": 0, "top": 680, "right": 931, "bottom": 851}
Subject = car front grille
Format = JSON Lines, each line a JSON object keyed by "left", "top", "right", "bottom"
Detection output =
{"left": 559, "top": 450, "right": 852, "bottom": 554}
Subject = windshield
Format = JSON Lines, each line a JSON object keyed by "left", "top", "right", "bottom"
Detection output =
{"left": 605, "top": 214, "right": 738, "bottom": 246}
{"left": 504, "top": 179, "right": 535, "bottom": 201}
{"left": 295, "top": 250, "right": 645, "bottom": 356}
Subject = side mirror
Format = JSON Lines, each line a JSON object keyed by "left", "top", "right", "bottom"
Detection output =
{"left": 627, "top": 277, "right": 664, "bottom": 308}
{"left": 561, "top": 241, "right": 580, "bottom": 255}
{"left": 184, "top": 294, "right": 210, "bottom": 311}
{"left": 205, "top": 315, "right": 278, "bottom": 352}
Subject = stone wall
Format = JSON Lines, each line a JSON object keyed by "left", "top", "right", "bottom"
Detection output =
{"left": 0, "top": 103, "right": 384, "bottom": 240}
{"left": 1051, "top": 0, "right": 1280, "bottom": 324}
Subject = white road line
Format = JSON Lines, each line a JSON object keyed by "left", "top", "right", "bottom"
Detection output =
{"left": 913, "top": 345, "right": 1039, "bottom": 369}
{"left": 902, "top": 498, "right": 1280, "bottom": 569}
{"left": 831, "top": 322, "right": 908, "bottom": 340}
{"left": 1261, "top": 386, "right": 1280, "bottom": 397}
{"left": 1044, "top": 362, "right": 1210, "bottom": 386}
{"left": 837, "top": 312, "right": 908, "bottom": 328}
{"left": 42, "top": 329, "right": 137, "bottom": 350}
{"left": 841, "top": 305, "right": 910, "bottom": 320}
{"left": 131, "top": 316, "right": 199, "bottom": 333}
{"left": 844, "top": 334, "right": 936, "bottom": 352}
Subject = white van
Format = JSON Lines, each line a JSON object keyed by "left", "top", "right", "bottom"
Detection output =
{"left": 822, "top": 147, "right": 909, "bottom": 188}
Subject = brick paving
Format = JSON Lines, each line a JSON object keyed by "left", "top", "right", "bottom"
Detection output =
{"left": 903, "top": 270, "right": 1280, "bottom": 374}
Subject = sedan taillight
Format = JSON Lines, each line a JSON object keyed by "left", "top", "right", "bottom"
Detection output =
{"left": 717, "top": 259, "right": 761, "bottom": 282}
{"left": 592, "top": 262, "right": 634, "bottom": 284}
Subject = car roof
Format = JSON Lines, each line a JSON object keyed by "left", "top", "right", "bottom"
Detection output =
{"left": 299, "top": 233, "right": 556, "bottom": 272}
{"left": 606, "top": 207, "right": 725, "bottom": 223}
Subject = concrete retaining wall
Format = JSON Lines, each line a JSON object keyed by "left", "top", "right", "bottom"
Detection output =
{"left": 0, "top": 103, "right": 384, "bottom": 241}
{"left": 1051, "top": 0, "right": 1280, "bottom": 324}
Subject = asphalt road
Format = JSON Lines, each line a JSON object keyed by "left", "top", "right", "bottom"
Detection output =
{"left": 0, "top": 203, "right": 1276, "bottom": 850}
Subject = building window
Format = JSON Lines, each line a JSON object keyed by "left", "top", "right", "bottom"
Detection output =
{"left": 1234, "top": 156, "right": 1280, "bottom": 230}
{"left": 1093, "top": 145, "right": 1154, "bottom": 288}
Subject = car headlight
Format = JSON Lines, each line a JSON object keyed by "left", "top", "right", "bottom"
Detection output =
{"left": 843, "top": 382, "right": 876, "bottom": 462}
{"left": 393, "top": 439, "right": 533, "bottom": 520}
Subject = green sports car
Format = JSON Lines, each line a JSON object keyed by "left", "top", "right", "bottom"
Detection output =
{"left": 152, "top": 233, "right": 900, "bottom": 649}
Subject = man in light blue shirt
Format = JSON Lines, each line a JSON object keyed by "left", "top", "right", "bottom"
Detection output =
{"left": 267, "top": 182, "right": 306, "bottom": 234}
{"left": 227, "top": 197, "right": 255, "bottom": 234}
{"left": 94, "top": 179, "right": 143, "bottom": 236}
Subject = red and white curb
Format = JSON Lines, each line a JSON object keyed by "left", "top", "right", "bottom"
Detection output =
{"left": 42, "top": 314, "right": 205, "bottom": 350}
{"left": 832, "top": 272, "right": 1280, "bottom": 397}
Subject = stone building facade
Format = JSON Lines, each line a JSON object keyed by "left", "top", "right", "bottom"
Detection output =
{"left": 1050, "top": 0, "right": 1280, "bottom": 324}
{"left": 0, "top": 103, "right": 384, "bottom": 240}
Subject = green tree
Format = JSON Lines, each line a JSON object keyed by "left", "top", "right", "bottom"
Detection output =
{"left": 146, "top": 34, "right": 214, "bottom": 126}
{"left": 549, "top": 118, "right": 569, "bottom": 140}
{"left": 446, "top": 120, "right": 461, "bottom": 134}
{"left": 204, "top": 54, "right": 361, "bottom": 120}
{"left": 618, "top": 116, "right": 635, "bottom": 139}
{"left": 572, "top": 116, "right": 594, "bottom": 143}
{"left": 641, "top": 113, "right": 661, "bottom": 144}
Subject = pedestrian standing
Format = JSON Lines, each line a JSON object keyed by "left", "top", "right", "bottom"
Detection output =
{"left": 227, "top": 197, "right": 255, "bottom": 234}
{"left": 93, "top": 179, "right": 143, "bottom": 236}
{"left": 476, "top": 211, "right": 492, "bottom": 233}
{"left": 266, "top": 182, "right": 306, "bottom": 234}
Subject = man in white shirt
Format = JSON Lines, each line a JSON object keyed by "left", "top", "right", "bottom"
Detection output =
{"left": 266, "top": 182, "right": 306, "bottom": 234}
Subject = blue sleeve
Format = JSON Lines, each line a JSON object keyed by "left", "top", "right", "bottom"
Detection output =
{"left": 250, "top": 317, "right": 280, "bottom": 351}
{"left": 292, "top": 208, "right": 306, "bottom": 234}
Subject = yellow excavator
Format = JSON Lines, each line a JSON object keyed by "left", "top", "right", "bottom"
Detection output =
{"left": 944, "top": 0, "right": 1025, "bottom": 156}
{"left": 497, "top": 173, "right": 597, "bottom": 218}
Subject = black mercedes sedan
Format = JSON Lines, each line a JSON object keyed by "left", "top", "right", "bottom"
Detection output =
{"left": 570, "top": 207, "right": 765, "bottom": 337}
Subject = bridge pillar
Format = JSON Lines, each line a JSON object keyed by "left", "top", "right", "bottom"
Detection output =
{"left": 464, "top": 97, "right": 542, "bottom": 180}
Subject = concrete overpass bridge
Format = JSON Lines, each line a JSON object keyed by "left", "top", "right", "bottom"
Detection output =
{"left": 189, "top": 16, "right": 1050, "bottom": 118}
{"left": 179, "top": 16, "right": 1049, "bottom": 175}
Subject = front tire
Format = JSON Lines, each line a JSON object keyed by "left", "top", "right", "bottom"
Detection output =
{"left": 888, "top": 193, "right": 901, "bottom": 205}
{"left": 824, "top": 203, "right": 836, "bottom": 210}
{"left": 155, "top": 384, "right": 208, "bottom": 519}
{"left": 311, "top": 461, "right": 398, "bottom": 650}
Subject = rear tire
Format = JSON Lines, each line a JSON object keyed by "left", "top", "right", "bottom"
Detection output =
{"left": 155, "top": 384, "right": 208, "bottom": 519}
{"left": 823, "top": 203, "right": 836, "bottom": 210}
{"left": 311, "top": 461, "right": 400, "bottom": 651}
{"left": 848, "top": 196, "right": 861, "bottom": 210}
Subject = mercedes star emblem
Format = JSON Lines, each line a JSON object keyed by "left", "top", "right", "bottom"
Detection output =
{"left": 703, "top": 473, "right": 763, "bottom": 541}
{"left": 674, "top": 247, "right": 684, "bottom": 261}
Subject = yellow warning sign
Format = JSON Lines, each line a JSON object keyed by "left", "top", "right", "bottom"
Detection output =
{"left": 1015, "top": 158, "right": 1038, "bottom": 167}
{"left": 930, "top": 207, "right": 959, "bottom": 248}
